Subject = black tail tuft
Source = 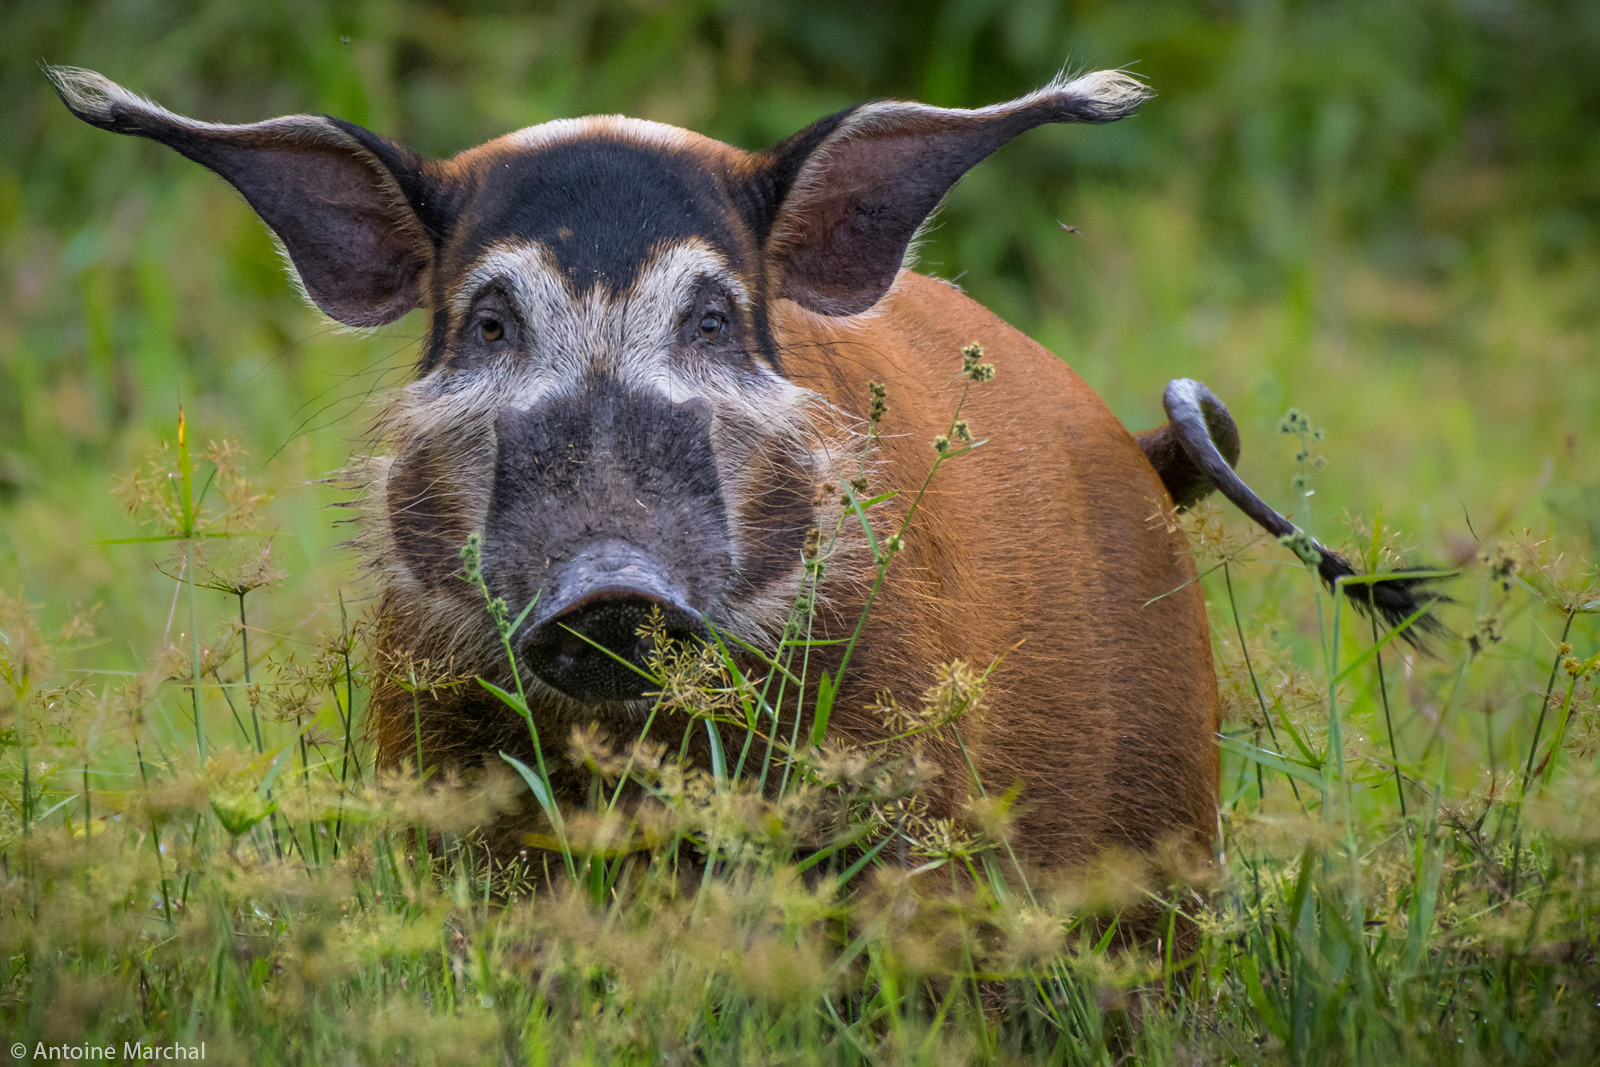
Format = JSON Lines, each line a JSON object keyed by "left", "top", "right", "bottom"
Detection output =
{"left": 1315, "top": 550, "right": 1453, "bottom": 650}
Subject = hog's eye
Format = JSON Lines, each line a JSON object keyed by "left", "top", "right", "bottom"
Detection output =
{"left": 478, "top": 317, "right": 505, "bottom": 343}
{"left": 697, "top": 312, "right": 727, "bottom": 342}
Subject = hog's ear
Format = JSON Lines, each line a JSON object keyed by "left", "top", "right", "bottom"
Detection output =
{"left": 756, "top": 70, "right": 1150, "bottom": 316}
{"left": 47, "top": 66, "right": 439, "bottom": 327}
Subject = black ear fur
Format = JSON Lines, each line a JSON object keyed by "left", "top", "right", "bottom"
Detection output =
{"left": 752, "top": 70, "right": 1150, "bottom": 315}
{"left": 46, "top": 66, "right": 439, "bottom": 327}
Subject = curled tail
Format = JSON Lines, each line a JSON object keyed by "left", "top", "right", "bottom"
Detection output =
{"left": 1141, "top": 378, "right": 1450, "bottom": 648}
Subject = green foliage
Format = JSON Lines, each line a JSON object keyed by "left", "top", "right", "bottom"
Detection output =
{"left": 2, "top": 1, "right": 1599, "bottom": 1063}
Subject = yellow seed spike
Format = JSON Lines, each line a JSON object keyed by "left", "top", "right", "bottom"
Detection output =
{"left": 177, "top": 404, "right": 194, "bottom": 535}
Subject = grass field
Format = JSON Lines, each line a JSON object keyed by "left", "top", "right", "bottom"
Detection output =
{"left": 3, "top": 2, "right": 1599, "bottom": 1063}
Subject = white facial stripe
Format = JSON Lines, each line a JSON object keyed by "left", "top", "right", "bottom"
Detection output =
{"left": 497, "top": 115, "right": 696, "bottom": 156}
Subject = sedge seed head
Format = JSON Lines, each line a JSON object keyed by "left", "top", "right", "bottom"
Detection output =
{"left": 1278, "top": 529, "right": 1322, "bottom": 567}
{"left": 867, "top": 380, "right": 888, "bottom": 423}
{"left": 459, "top": 533, "right": 483, "bottom": 582}
{"left": 960, "top": 341, "right": 996, "bottom": 382}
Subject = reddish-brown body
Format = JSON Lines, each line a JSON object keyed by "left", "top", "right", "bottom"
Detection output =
{"left": 772, "top": 274, "right": 1219, "bottom": 863}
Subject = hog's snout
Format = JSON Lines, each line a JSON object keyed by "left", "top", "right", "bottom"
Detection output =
{"left": 483, "top": 386, "right": 734, "bottom": 703}
{"left": 521, "top": 540, "right": 706, "bottom": 702}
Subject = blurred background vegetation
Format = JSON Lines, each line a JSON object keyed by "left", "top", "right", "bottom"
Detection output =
{"left": 2, "top": 0, "right": 1598, "bottom": 660}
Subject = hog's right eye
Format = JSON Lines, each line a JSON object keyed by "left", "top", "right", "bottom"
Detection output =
{"left": 454, "top": 305, "right": 518, "bottom": 365}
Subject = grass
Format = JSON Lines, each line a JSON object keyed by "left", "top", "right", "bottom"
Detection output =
{"left": 1, "top": 353, "right": 1597, "bottom": 1064}
{"left": 4, "top": 1, "right": 1599, "bottom": 1062}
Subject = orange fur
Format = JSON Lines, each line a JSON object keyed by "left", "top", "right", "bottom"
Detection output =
{"left": 769, "top": 273, "right": 1220, "bottom": 865}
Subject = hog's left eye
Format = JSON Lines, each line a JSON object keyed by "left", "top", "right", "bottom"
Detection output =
{"left": 697, "top": 312, "right": 727, "bottom": 342}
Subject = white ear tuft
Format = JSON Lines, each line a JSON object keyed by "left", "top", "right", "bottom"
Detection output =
{"left": 43, "top": 65, "right": 169, "bottom": 128}
{"left": 1040, "top": 68, "right": 1154, "bottom": 123}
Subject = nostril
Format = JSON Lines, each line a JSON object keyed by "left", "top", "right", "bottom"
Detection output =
{"left": 544, "top": 627, "right": 591, "bottom": 673}
{"left": 630, "top": 622, "right": 698, "bottom": 663}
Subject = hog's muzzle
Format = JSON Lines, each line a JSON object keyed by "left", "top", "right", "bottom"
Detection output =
{"left": 520, "top": 539, "right": 707, "bottom": 701}
{"left": 483, "top": 383, "right": 733, "bottom": 705}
